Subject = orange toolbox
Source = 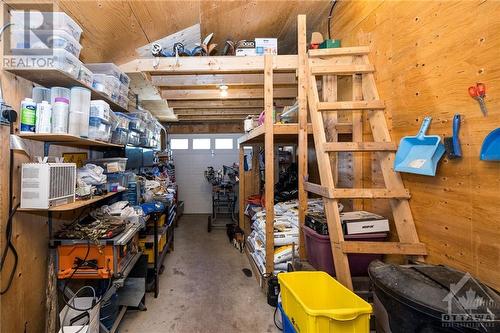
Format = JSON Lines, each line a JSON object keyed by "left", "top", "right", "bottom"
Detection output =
{"left": 55, "top": 228, "right": 140, "bottom": 279}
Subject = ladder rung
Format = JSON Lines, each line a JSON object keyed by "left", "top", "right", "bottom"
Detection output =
{"left": 317, "top": 101, "right": 385, "bottom": 111}
{"left": 340, "top": 241, "right": 427, "bottom": 255}
{"left": 335, "top": 122, "right": 353, "bottom": 134}
{"left": 304, "top": 182, "right": 410, "bottom": 199}
{"left": 311, "top": 64, "right": 374, "bottom": 75}
{"left": 308, "top": 46, "right": 370, "bottom": 57}
{"left": 323, "top": 142, "right": 397, "bottom": 152}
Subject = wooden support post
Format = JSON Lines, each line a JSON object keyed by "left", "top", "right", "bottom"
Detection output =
{"left": 264, "top": 55, "right": 275, "bottom": 274}
{"left": 352, "top": 72, "right": 363, "bottom": 210}
{"left": 297, "top": 14, "right": 308, "bottom": 259}
{"left": 239, "top": 145, "right": 245, "bottom": 231}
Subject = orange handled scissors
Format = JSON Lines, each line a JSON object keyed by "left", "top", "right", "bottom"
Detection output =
{"left": 468, "top": 83, "right": 487, "bottom": 116}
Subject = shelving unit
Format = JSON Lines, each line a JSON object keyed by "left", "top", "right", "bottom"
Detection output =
{"left": 3, "top": 65, "right": 129, "bottom": 113}
{"left": 17, "top": 133, "right": 124, "bottom": 149}
{"left": 13, "top": 121, "right": 142, "bottom": 331}
{"left": 237, "top": 16, "right": 361, "bottom": 279}
{"left": 143, "top": 202, "right": 176, "bottom": 298}
{"left": 18, "top": 190, "right": 125, "bottom": 212}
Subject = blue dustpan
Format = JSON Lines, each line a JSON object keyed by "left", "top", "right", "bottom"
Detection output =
{"left": 394, "top": 117, "right": 445, "bottom": 176}
{"left": 480, "top": 128, "right": 500, "bottom": 160}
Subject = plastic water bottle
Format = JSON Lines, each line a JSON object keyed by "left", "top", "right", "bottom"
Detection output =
{"left": 20, "top": 98, "right": 37, "bottom": 132}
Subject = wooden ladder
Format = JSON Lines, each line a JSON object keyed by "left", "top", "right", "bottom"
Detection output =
{"left": 304, "top": 46, "right": 427, "bottom": 290}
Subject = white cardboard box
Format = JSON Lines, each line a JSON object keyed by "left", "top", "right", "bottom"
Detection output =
{"left": 236, "top": 48, "right": 257, "bottom": 56}
{"left": 255, "top": 38, "right": 278, "bottom": 55}
{"left": 340, "top": 211, "right": 390, "bottom": 235}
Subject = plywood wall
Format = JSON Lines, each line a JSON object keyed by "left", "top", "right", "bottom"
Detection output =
{"left": 323, "top": 0, "right": 500, "bottom": 290}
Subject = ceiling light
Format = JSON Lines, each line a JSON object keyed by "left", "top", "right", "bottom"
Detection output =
{"left": 220, "top": 89, "right": 228, "bottom": 98}
{"left": 219, "top": 85, "right": 228, "bottom": 90}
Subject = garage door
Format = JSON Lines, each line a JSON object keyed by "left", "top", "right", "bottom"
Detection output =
{"left": 170, "top": 134, "right": 240, "bottom": 214}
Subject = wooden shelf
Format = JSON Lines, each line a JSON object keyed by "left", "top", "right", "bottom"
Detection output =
{"left": 19, "top": 190, "right": 125, "bottom": 212}
{"left": 3, "top": 66, "right": 128, "bottom": 113}
{"left": 18, "top": 133, "right": 124, "bottom": 149}
{"left": 237, "top": 122, "right": 352, "bottom": 144}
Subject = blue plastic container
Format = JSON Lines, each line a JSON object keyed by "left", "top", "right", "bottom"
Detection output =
{"left": 278, "top": 303, "right": 297, "bottom": 333}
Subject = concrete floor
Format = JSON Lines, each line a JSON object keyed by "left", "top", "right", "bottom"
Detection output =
{"left": 120, "top": 214, "right": 279, "bottom": 333}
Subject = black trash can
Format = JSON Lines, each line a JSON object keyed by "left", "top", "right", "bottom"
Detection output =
{"left": 368, "top": 260, "right": 500, "bottom": 333}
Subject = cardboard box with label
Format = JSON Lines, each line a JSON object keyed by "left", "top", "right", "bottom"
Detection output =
{"left": 255, "top": 38, "right": 278, "bottom": 55}
{"left": 340, "top": 211, "right": 390, "bottom": 235}
{"left": 235, "top": 48, "right": 257, "bottom": 57}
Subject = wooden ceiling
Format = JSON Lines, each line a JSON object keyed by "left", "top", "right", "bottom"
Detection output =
{"left": 58, "top": 0, "right": 330, "bottom": 64}
{"left": 56, "top": 0, "right": 331, "bottom": 123}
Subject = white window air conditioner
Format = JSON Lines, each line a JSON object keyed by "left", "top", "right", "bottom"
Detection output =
{"left": 21, "top": 162, "right": 76, "bottom": 209}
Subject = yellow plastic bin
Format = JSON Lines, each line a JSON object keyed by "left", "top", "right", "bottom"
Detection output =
{"left": 278, "top": 271, "right": 372, "bottom": 333}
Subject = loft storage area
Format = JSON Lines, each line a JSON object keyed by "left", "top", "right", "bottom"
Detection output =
{"left": 1, "top": 1, "right": 499, "bottom": 333}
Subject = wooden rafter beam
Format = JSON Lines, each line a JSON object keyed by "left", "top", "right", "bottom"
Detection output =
{"left": 119, "top": 55, "right": 298, "bottom": 74}
{"left": 172, "top": 114, "right": 247, "bottom": 122}
{"left": 151, "top": 73, "right": 297, "bottom": 87}
{"left": 161, "top": 87, "right": 297, "bottom": 100}
{"left": 168, "top": 99, "right": 295, "bottom": 109}
{"left": 173, "top": 108, "right": 261, "bottom": 116}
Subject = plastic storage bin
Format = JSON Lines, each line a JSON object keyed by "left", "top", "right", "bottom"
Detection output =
{"left": 88, "top": 117, "right": 111, "bottom": 142}
{"left": 128, "top": 130, "right": 140, "bottom": 146}
{"left": 129, "top": 117, "right": 145, "bottom": 133}
{"left": 10, "top": 29, "right": 82, "bottom": 57}
{"left": 302, "top": 225, "right": 386, "bottom": 276}
{"left": 10, "top": 11, "right": 83, "bottom": 41}
{"left": 88, "top": 158, "right": 128, "bottom": 173}
{"left": 106, "top": 172, "right": 130, "bottom": 191}
{"left": 108, "top": 76, "right": 121, "bottom": 102}
{"left": 10, "top": 49, "right": 81, "bottom": 78}
{"left": 111, "top": 128, "right": 129, "bottom": 145}
{"left": 118, "top": 95, "right": 129, "bottom": 109}
{"left": 140, "top": 129, "right": 154, "bottom": 147}
{"left": 86, "top": 63, "right": 122, "bottom": 81}
{"left": 278, "top": 271, "right": 372, "bottom": 333}
{"left": 52, "top": 49, "right": 81, "bottom": 77}
{"left": 92, "top": 74, "right": 111, "bottom": 96}
{"left": 119, "top": 73, "right": 130, "bottom": 87}
{"left": 115, "top": 113, "right": 131, "bottom": 130}
{"left": 78, "top": 65, "right": 93, "bottom": 87}
{"left": 119, "top": 83, "right": 129, "bottom": 95}
{"left": 90, "top": 100, "right": 111, "bottom": 122}
{"left": 278, "top": 303, "right": 297, "bottom": 333}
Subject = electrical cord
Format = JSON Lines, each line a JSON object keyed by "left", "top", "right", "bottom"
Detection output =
{"left": 0, "top": 203, "right": 20, "bottom": 295}
{"left": 61, "top": 239, "right": 113, "bottom": 312}
{"left": 328, "top": 0, "right": 339, "bottom": 40}
{"left": 274, "top": 306, "right": 283, "bottom": 331}
{"left": 61, "top": 285, "right": 96, "bottom": 333}
{"left": 0, "top": 111, "right": 20, "bottom": 295}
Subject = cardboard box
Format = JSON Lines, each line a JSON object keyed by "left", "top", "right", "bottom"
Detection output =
{"left": 340, "top": 211, "right": 390, "bottom": 235}
{"left": 236, "top": 48, "right": 257, "bottom": 57}
{"left": 255, "top": 38, "right": 278, "bottom": 55}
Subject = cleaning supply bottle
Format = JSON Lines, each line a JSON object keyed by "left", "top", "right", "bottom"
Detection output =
{"left": 35, "top": 101, "right": 52, "bottom": 133}
{"left": 20, "top": 97, "right": 37, "bottom": 132}
{"left": 51, "top": 97, "right": 69, "bottom": 134}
